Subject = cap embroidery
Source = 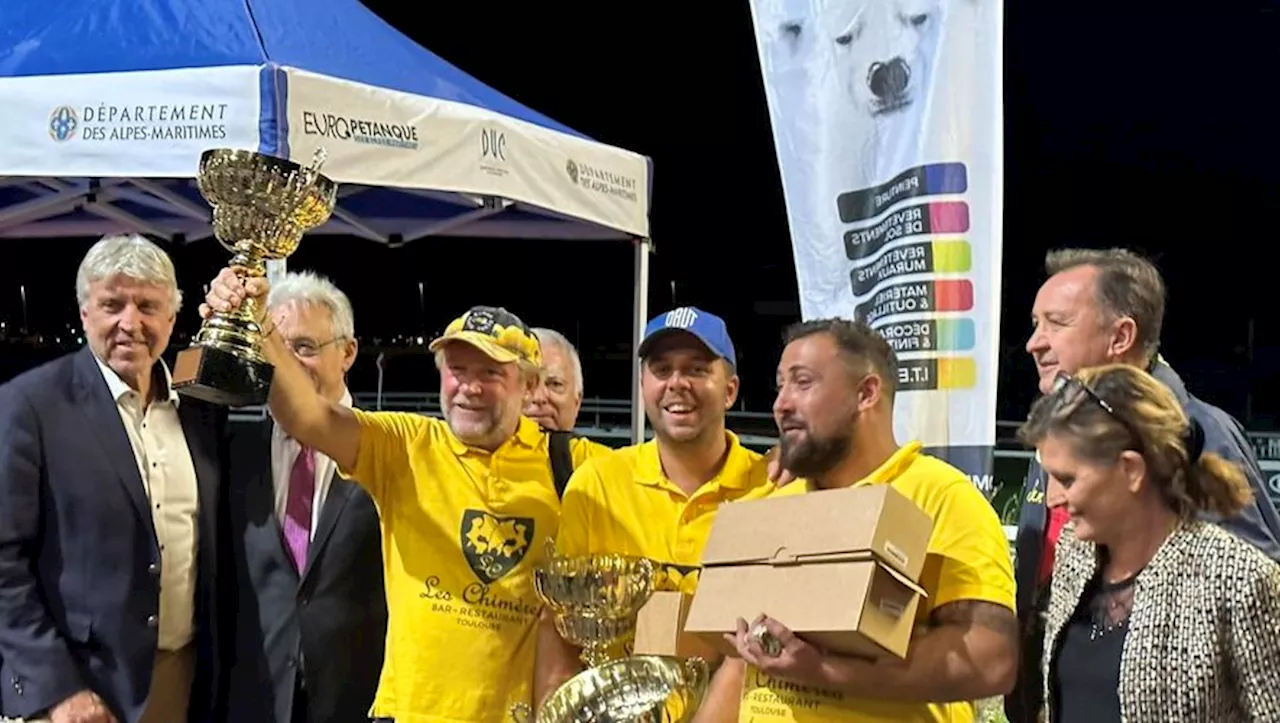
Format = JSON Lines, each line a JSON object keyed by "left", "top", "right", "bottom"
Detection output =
{"left": 665, "top": 307, "right": 698, "bottom": 329}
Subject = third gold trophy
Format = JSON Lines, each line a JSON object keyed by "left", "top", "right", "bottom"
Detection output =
{"left": 510, "top": 541, "right": 710, "bottom": 722}
{"left": 513, "top": 655, "right": 709, "bottom": 723}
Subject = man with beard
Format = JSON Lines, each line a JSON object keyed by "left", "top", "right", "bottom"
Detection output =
{"left": 697, "top": 318, "right": 1017, "bottom": 723}
{"left": 201, "top": 267, "right": 609, "bottom": 723}
{"left": 533, "top": 307, "right": 778, "bottom": 706}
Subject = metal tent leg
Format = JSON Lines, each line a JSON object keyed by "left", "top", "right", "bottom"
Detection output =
{"left": 630, "top": 237, "right": 652, "bottom": 444}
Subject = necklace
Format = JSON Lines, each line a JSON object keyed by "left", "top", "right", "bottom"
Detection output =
{"left": 1088, "top": 570, "right": 1140, "bottom": 640}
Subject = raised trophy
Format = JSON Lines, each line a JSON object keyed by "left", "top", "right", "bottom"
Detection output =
{"left": 533, "top": 540, "right": 657, "bottom": 669}
{"left": 172, "top": 148, "right": 338, "bottom": 407}
{"left": 510, "top": 655, "right": 709, "bottom": 723}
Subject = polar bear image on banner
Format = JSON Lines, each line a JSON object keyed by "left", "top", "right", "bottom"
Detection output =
{"left": 749, "top": 0, "right": 1004, "bottom": 477}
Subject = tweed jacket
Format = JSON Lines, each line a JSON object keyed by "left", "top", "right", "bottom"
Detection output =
{"left": 1042, "top": 520, "right": 1280, "bottom": 722}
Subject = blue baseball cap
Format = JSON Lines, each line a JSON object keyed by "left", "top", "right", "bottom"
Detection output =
{"left": 638, "top": 306, "right": 737, "bottom": 368}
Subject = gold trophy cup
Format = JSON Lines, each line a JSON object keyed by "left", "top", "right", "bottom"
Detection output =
{"left": 510, "top": 655, "right": 710, "bottom": 723}
{"left": 172, "top": 148, "right": 338, "bottom": 407}
{"left": 534, "top": 540, "right": 656, "bottom": 669}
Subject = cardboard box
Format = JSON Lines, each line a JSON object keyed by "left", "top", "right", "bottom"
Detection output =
{"left": 632, "top": 591, "right": 721, "bottom": 661}
{"left": 683, "top": 484, "right": 934, "bottom": 660}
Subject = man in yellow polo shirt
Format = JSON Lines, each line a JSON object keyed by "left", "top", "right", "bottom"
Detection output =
{"left": 201, "top": 266, "right": 609, "bottom": 723}
{"left": 698, "top": 318, "right": 1018, "bottom": 723}
{"left": 533, "top": 307, "right": 778, "bottom": 704}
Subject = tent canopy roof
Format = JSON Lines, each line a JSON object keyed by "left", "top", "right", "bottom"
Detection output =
{"left": 1, "top": 0, "right": 585, "bottom": 137}
{"left": 0, "top": 0, "right": 651, "bottom": 243}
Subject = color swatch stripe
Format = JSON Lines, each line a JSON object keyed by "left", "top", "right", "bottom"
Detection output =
{"left": 933, "top": 279, "right": 974, "bottom": 312}
{"left": 936, "top": 357, "right": 978, "bottom": 389}
{"left": 930, "top": 240, "right": 971, "bottom": 272}
{"left": 933, "top": 318, "right": 976, "bottom": 352}
{"left": 836, "top": 162, "right": 969, "bottom": 223}
{"left": 928, "top": 202, "right": 970, "bottom": 235}
{"left": 897, "top": 357, "right": 979, "bottom": 391}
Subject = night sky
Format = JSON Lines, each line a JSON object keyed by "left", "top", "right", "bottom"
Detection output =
{"left": 1, "top": 3, "right": 1277, "bottom": 430}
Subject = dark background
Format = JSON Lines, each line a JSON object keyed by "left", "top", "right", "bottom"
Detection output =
{"left": 2, "top": 3, "right": 1278, "bottom": 429}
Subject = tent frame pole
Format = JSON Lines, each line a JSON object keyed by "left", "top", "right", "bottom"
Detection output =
{"left": 630, "top": 237, "right": 652, "bottom": 444}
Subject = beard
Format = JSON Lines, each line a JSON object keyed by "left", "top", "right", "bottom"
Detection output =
{"left": 778, "top": 414, "right": 857, "bottom": 482}
{"left": 446, "top": 397, "right": 512, "bottom": 447}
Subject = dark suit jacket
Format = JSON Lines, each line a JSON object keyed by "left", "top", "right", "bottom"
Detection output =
{"left": 0, "top": 347, "right": 225, "bottom": 723}
{"left": 1004, "top": 359, "right": 1280, "bottom": 723}
{"left": 222, "top": 418, "right": 387, "bottom": 723}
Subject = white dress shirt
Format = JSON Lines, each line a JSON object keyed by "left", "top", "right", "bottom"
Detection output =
{"left": 94, "top": 354, "right": 199, "bottom": 652}
{"left": 270, "top": 388, "right": 353, "bottom": 538}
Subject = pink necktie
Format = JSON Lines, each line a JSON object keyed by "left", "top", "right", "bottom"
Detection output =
{"left": 282, "top": 446, "right": 315, "bottom": 573}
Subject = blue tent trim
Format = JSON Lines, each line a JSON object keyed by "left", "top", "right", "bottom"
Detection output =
{"left": 258, "top": 64, "right": 289, "bottom": 159}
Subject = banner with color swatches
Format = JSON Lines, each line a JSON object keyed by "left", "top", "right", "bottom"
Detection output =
{"left": 747, "top": 0, "right": 1005, "bottom": 487}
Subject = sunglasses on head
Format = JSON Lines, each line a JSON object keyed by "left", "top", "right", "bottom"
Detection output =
{"left": 1051, "top": 371, "right": 1142, "bottom": 450}
{"left": 1051, "top": 372, "right": 1116, "bottom": 416}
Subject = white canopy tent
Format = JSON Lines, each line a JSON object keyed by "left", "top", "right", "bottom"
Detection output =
{"left": 0, "top": 0, "right": 655, "bottom": 440}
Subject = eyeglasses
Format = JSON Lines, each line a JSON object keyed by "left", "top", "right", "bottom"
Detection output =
{"left": 286, "top": 337, "right": 344, "bottom": 358}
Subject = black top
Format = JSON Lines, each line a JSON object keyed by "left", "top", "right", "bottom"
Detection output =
{"left": 1050, "top": 568, "right": 1140, "bottom": 723}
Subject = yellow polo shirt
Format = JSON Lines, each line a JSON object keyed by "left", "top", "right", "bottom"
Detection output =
{"left": 739, "top": 441, "right": 1015, "bottom": 723}
{"left": 340, "top": 411, "right": 607, "bottom": 723}
{"left": 557, "top": 432, "right": 778, "bottom": 595}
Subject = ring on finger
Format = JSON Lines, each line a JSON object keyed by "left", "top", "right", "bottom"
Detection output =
{"left": 748, "top": 622, "right": 783, "bottom": 657}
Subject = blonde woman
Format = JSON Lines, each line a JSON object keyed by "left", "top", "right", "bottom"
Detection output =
{"left": 1018, "top": 365, "right": 1280, "bottom": 722}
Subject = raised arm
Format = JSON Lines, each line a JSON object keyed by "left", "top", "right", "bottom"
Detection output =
{"left": 202, "top": 267, "right": 361, "bottom": 470}
{"left": 0, "top": 385, "right": 91, "bottom": 716}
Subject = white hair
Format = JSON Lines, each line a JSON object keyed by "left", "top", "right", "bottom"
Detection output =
{"left": 75, "top": 233, "right": 182, "bottom": 311}
{"left": 266, "top": 270, "right": 355, "bottom": 339}
{"left": 532, "top": 327, "right": 583, "bottom": 396}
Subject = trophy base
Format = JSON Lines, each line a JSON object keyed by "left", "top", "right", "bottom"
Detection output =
{"left": 172, "top": 344, "right": 274, "bottom": 408}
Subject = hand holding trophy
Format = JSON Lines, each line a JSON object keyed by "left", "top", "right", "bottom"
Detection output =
{"left": 200, "top": 268, "right": 269, "bottom": 331}
{"left": 172, "top": 147, "right": 337, "bottom": 407}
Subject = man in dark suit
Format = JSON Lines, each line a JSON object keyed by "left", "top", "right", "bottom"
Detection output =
{"left": 221, "top": 270, "right": 387, "bottom": 723}
{"left": 0, "top": 234, "right": 225, "bottom": 723}
{"left": 1005, "top": 247, "right": 1280, "bottom": 723}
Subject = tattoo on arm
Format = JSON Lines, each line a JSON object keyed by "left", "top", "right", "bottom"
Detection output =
{"left": 930, "top": 600, "right": 1020, "bottom": 645}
